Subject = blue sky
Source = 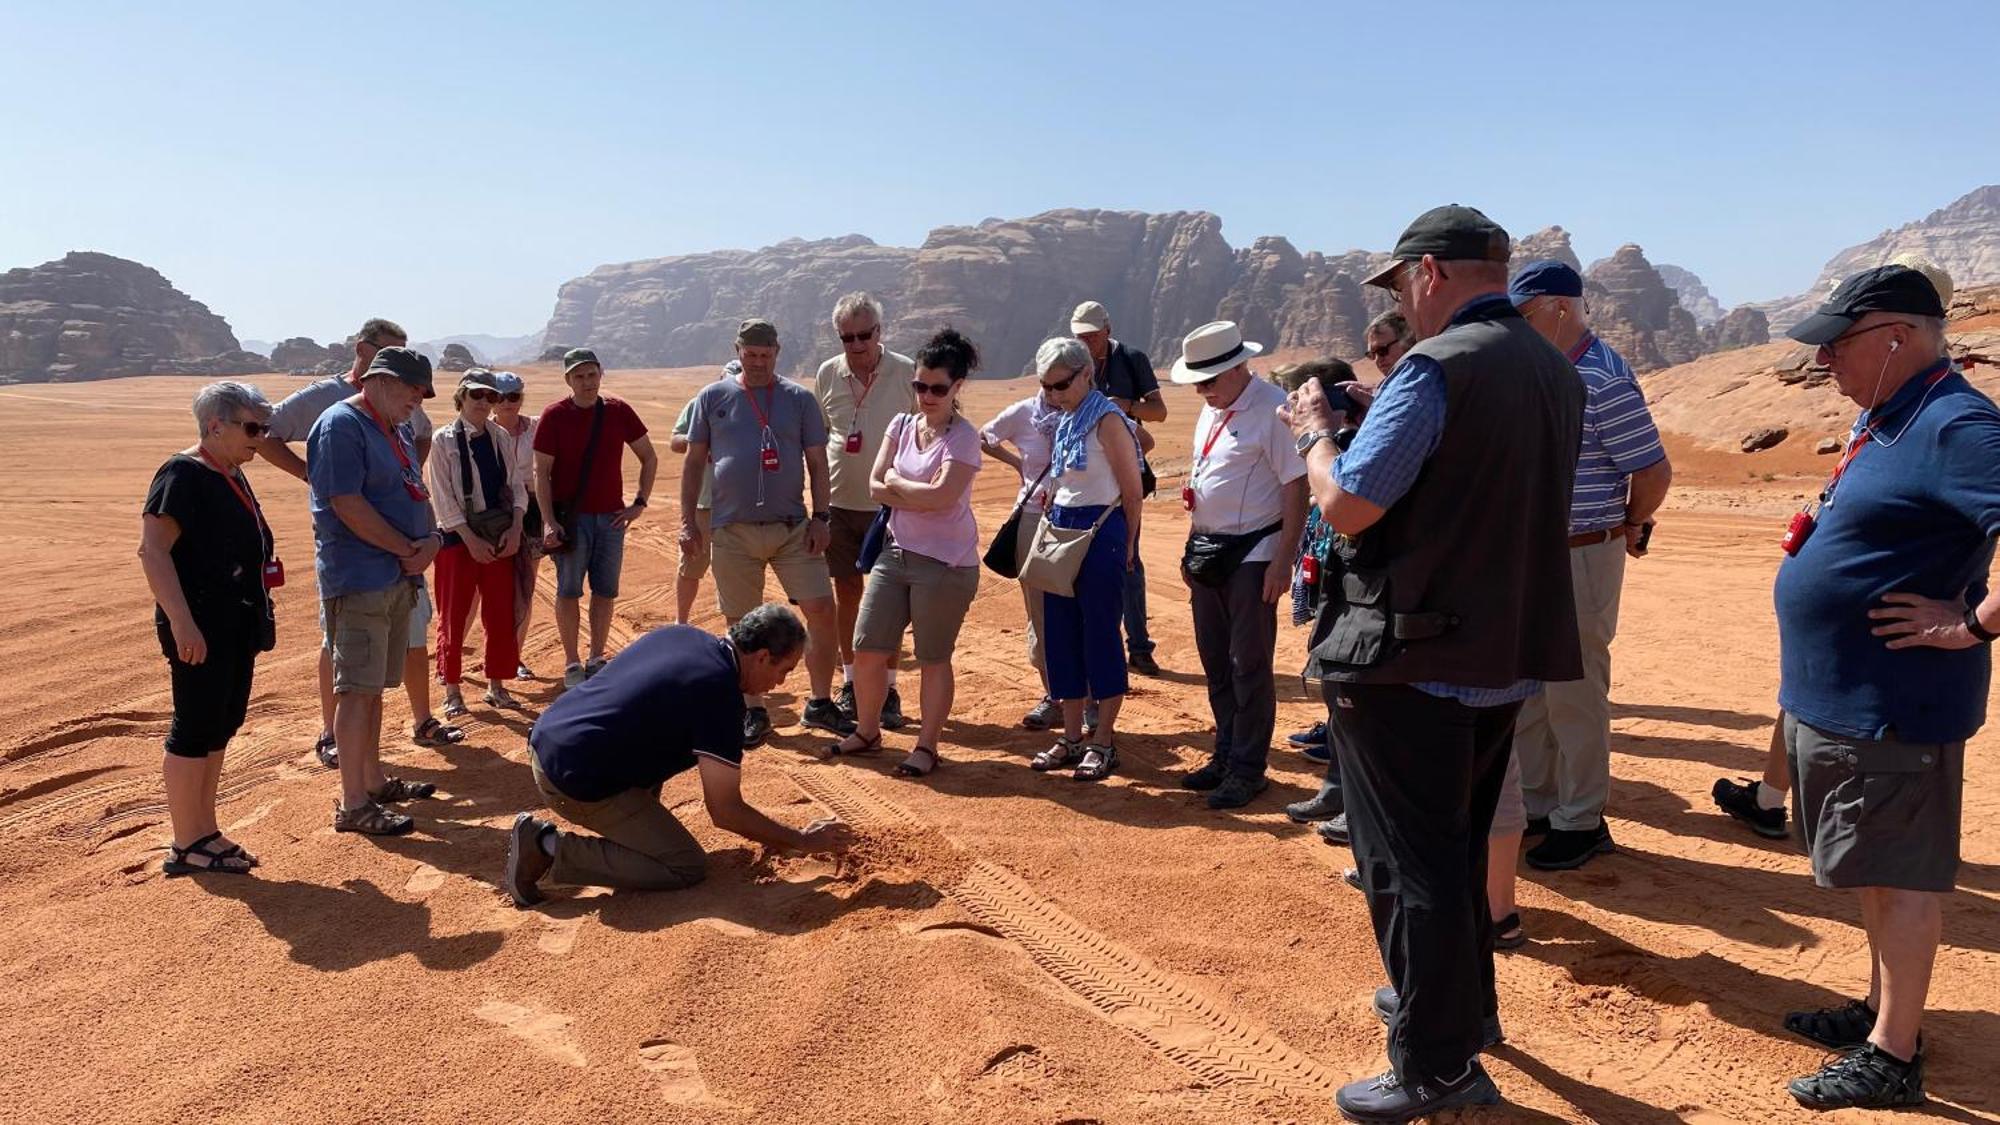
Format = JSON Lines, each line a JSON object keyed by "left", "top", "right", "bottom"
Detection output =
{"left": 4, "top": 0, "right": 1994, "bottom": 344}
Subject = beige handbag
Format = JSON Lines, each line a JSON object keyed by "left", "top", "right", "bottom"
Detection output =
{"left": 1018, "top": 506, "right": 1118, "bottom": 597}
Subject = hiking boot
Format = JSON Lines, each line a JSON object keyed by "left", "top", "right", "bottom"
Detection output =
{"left": 1784, "top": 998, "right": 1877, "bottom": 1050}
{"left": 1206, "top": 774, "right": 1268, "bottom": 810}
{"left": 1022, "top": 696, "right": 1061, "bottom": 731}
{"left": 562, "top": 662, "right": 587, "bottom": 690}
{"left": 332, "top": 799, "right": 413, "bottom": 837}
{"left": 1713, "top": 776, "right": 1788, "bottom": 839}
{"left": 1523, "top": 815, "right": 1551, "bottom": 840}
{"left": 1789, "top": 1044, "right": 1925, "bottom": 1110}
{"left": 836, "top": 680, "right": 858, "bottom": 722}
{"left": 1128, "top": 650, "right": 1161, "bottom": 677}
{"left": 1318, "top": 812, "right": 1351, "bottom": 846}
{"left": 801, "top": 696, "right": 855, "bottom": 735}
{"left": 742, "top": 706, "right": 773, "bottom": 749}
{"left": 1334, "top": 1060, "right": 1500, "bottom": 1122}
{"left": 1285, "top": 785, "right": 1343, "bottom": 824}
{"left": 1181, "top": 759, "right": 1229, "bottom": 792}
{"left": 1372, "top": 986, "right": 1504, "bottom": 1051}
{"left": 880, "top": 686, "right": 908, "bottom": 731}
{"left": 1287, "top": 721, "right": 1328, "bottom": 748}
{"left": 1525, "top": 822, "right": 1614, "bottom": 870}
{"left": 505, "top": 813, "right": 553, "bottom": 908}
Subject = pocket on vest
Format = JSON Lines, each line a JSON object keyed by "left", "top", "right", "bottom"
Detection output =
{"left": 1313, "top": 568, "right": 1393, "bottom": 668}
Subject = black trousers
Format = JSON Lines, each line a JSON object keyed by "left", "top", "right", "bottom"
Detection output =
{"left": 1188, "top": 561, "right": 1277, "bottom": 778}
{"left": 1328, "top": 680, "right": 1521, "bottom": 1081}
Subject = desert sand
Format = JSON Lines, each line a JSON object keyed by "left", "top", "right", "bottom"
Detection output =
{"left": 0, "top": 365, "right": 1995, "bottom": 1123}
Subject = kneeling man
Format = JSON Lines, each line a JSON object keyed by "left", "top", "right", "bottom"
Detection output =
{"left": 505, "top": 603, "right": 851, "bottom": 905}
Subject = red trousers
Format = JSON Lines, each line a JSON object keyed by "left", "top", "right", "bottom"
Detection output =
{"left": 435, "top": 542, "right": 521, "bottom": 685}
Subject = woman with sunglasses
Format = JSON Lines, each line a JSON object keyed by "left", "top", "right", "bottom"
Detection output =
{"left": 137, "top": 381, "right": 280, "bottom": 875}
{"left": 428, "top": 371, "right": 528, "bottom": 715}
{"left": 1026, "top": 336, "right": 1145, "bottom": 782}
{"left": 489, "top": 371, "right": 542, "bottom": 679}
{"left": 825, "top": 328, "right": 984, "bottom": 778}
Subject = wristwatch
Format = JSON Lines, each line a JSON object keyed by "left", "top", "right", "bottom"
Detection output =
{"left": 811, "top": 511, "right": 831, "bottom": 523}
{"left": 1966, "top": 606, "right": 1997, "bottom": 644}
{"left": 630, "top": 497, "right": 648, "bottom": 508}
{"left": 1296, "top": 429, "right": 1334, "bottom": 456}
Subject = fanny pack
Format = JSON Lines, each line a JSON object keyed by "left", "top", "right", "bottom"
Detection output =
{"left": 1181, "top": 522, "right": 1280, "bottom": 588}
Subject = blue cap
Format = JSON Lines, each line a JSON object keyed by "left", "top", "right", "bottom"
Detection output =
{"left": 491, "top": 370, "right": 525, "bottom": 394}
{"left": 1508, "top": 259, "right": 1584, "bottom": 304}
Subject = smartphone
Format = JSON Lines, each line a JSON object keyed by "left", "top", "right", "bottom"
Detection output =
{"left": 1635, "top": 522, "right": 1655, "bottom": 552}
{"left": 1324, "top": 386, "right": 1358, "bottom": 416}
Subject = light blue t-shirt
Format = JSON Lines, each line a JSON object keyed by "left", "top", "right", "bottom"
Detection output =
{"left": 307, "top": 400, "right": 434, "bottom": 599}
{"left": 687, "top": 374, "right": 828, "bottom": 529}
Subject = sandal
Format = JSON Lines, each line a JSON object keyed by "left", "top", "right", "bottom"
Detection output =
{"left": 215, "top": 838, "right": 260, "bottom": 868}
{"left": 332, "top": 798, "right": 414, "bottom": 836}
{"left": 412, "top": 717, "right": 465, "bottom": 747}
{"left": 1031, "top": 736, "right": 1084, "bottom": 772}
{"left": 1074, "top": 743, "right": 1118, "bottom": 782}
{"left": 313, "top": 732, "right": 338, "bottom": 769}
{"left": 482, "top": 686, "right": 522, "bottom": 710}
{"left": 1785, "top": 998, "right": 1878, "bottom": 1051}
{"left": 163, "top": 831, "right": 253, "bottom": 876}
{"left": 1494, "top": 911, "right": 1527, "bottom": 950}
{"left": 441, "top": 693, "right": 470, "bottom": 720}
{"left": 826, "top": 730, "right": 883, "bottom": 758}
{"left": 370, "top": 776, "right": 437, "bottom": 802}
{"left": 894, "top": 746, "right": 942, "bottom": 778}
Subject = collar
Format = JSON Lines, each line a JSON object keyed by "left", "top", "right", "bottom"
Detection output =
{"left": 1447, "top": 293, "right": 1519, "bottom": 328}
{"left": 1565, "top": 332, "right": 1598, "bottom": 364}
{"left": 1865, "top": 359, "right": 1955, "bottom": 430}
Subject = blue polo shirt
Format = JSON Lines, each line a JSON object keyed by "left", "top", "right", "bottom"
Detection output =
{"left": 307, "top": 399, "right": 435, "bottom": 599}
{"left": 1774, "top": 362, "right": 2000, "bottom": 743}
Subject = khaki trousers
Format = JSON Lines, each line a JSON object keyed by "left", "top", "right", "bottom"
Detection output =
{"left": 1513, "top": 535, "right": 1627, "bottom": 831}
{"left": 531, "top": 757, "right": 708, "bottom": 891}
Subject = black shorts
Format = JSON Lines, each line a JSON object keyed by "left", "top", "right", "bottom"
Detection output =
{"left": 159, "top": 619, "right": 259, "bottom": 758}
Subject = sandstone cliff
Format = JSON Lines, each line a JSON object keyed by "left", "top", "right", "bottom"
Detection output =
{"left": 1655, "top": 264, "right": 1725, "bottom": 327}
{"left": 0, "top": 252, "right": 266, "bottom": 383}
{"left": 1585, "top": 244, "right": 1707, "bottom": 371}
{"left": 1758, "top": 184, "right": 2000, "bottom": 332}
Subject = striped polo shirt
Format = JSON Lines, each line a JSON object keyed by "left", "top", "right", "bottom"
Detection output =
{"left": 1567, "top": 334, "right": 1665, "bottom": 534}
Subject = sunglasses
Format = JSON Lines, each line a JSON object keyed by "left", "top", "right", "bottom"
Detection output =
{"left": 1040, "top": 370, "right": 1082, "bottom": 393}
{"left": 911, "top": 379, "right": 954, "bottom": 398}
{"left": 839, "top": 326, "right": 878, "bottom": 345}
{"left": 230, "top": 419, "right": 271, "bottom": 438}
{"left": 465, "top": 389, "right": 500, "bottom": 403}
{"left": 1366, "top": 343, "right": 1399, "bottom": 360}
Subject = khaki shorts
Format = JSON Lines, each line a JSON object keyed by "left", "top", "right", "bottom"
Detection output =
{"left": 823, "top": 506, "right": 879, "bottom": 582}
{"left": 710, "top": 520, "right": 834, "bottom": 620}
{"left": 323, "top": 580, "right": 417, "bottom": 695}
{"left": 677, "top": 508, "right": 712, "bottom": 581}
{"left": 855, "top": 545, "right": 980, "bottom": 663}
{"left": 1785, "top": 713, "right": 1963, "bottom": 892}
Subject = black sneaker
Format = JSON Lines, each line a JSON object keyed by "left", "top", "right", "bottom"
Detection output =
{"left": 1022, "top": 696, "right": 1061, "bottom": 731}
{"left": 836, "top": 681, "right": 858, "bottom": 722}
{"left": 1287, "top": 721, "right": 1329, "bottom": 748}
{"left": 1525, "top": 822, "right": 1614, "bottom": 870}
{"left": 1285, "top": 785, "right": 1343, "bottom": 824}
{"left": 743, "top": 706, "right": 773, "bottom": 748}
{"left": 1523, "top": 815, "right": 1551, "bottom": 840}
{"left": 1784, "top": 998, "right": 1877, "bottom": 1050}
{"left": 1303, "top": 741, "right": 1333, "bottom": 764}
{"left": 1713, "top": 776, "right": 1788, "bottom": 839}
{"left": 1789, "top": 1044, "right": 1925, "bottom": 1110}
{"left": 1206, "top": 774, "right": 1268, "bottom": 810}
{"left": 1318, "top": 812, "right": 1351, "bottom": 846}
{"left": 1128, "top": 650, "right": 1161, "bottom": 677}
{"left": 880, "top": 686, "right": 908, "bottom": 731}
{"left": 504, "top": 813, "right": 553, "bottom": 908}
{"left": 1334, "top": 1060, "right": 1500, "bottom": 1122}
{"left": 801, "top": 697, "right": 855, "bottom": 735}
{"left": 1181, "top": 760, "right": 1229, "bottom": 792}
{"left": 1371, "top": 986, "right": 1504, "bottom": 1051}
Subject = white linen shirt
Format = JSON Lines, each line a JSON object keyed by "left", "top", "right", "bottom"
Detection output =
{"left": 427, "top": 416, "right": 529, "bottom": 533}
{"left": 1186, "top": 377, "right": 1306, "bottom": 564}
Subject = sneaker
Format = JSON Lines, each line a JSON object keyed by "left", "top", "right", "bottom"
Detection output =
{"left": 1285, "top": 785, "right": 1343, "bottom": 824}
{"left": 1334, "top": 1060, "right": 1500, "bottom": 1122}
{"left": 1788, "top": 1044, "right": 1925, "bottom": 1110}
{"left": 332, "top": 799, "right": 414, "bottom": 837}
{"left": 1207, "top": 774, "right": 1268, "bottom": 810}
{"left": 1523, "top": 815, "right": 1551, "bottom": 840}
{"left": 584, "top": 656, "right": 608, "bottom": 679}
{"left": 1128, "top": 650, "right": 1161, "bottom": 677}
{"left": 1181, "top": 759, "right": 1229, "bottom": 792}
{"left": 1784, "top": 998, "right": 1877, "bottom": 1050}
{"left": 880, "top": 686, "right": 908, "bottom": 731}
{"left": 1022, "top": 696, "right": 1061, "bottom": 731}
{"left": 504, "top": 813, "right": 553, "bottom": 908}
{"left": 1525, "top": 822, "right": 1614, "bottom": 870}
{"left": 1317, "top": 812, "right": 1351, "bottom": 846}
{"left": 562, "top": 662, "right": 587, "bottom": 690}
{"left": 1713, "top": 776, "right": 1788, "bottom": 839}
{"left": 1371, "top": 986, "right": 1504, "bottom": 1051}
{"left": 1303, "top": 741, "right": 1333, "bottom": 765}
{"left": 1287, "top": 721, "right": 1328, "bottom": 748}
{"left": 801, "top": 697, "right": 855, "bottom": 735}
{"left": 742, "top": 706, "right": 772, "bottom": 749}
{"left": 836, "top": 681, "right": 858, "bottom": 722}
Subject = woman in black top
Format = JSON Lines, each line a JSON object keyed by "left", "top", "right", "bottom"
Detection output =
{"left": 137, "top": 381, "right": 279, "bottom": 876}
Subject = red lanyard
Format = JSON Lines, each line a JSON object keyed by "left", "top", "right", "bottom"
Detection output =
{"left": 845, "top": 368, "right": 876, "bottom": 420}
{"left": 1197, "top": 409, "right": 1237, "bottom": 468}
{"left": 739, "top": 375, "right": 776, "bottom": 432}
{"left": 1565, "top": 333, "right": 1595, "bottom": 364}
{"left": 361, "top": 398, "right": 418, "bottom": 475}
{"left": 197, "top": 447, "right": 268, "bottom": 539}
{"left": 1820, "top": 363, "right": 1952, "bottom": 502}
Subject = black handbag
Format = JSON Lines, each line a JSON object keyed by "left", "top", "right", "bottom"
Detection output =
{"left": 1180, "top": 521, "right": 1281, "bottom": 588}
{"left": 982, "top": 464, "right": 1052, "bottom": 579}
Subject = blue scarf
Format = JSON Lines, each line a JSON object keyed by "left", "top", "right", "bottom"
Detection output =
{"left": 1050, "top": 389, "right": 1134, "bottom": 478}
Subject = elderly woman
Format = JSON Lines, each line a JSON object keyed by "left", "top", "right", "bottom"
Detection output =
{"left": 138, "top": 381, "right": 280, "bottom": 875}
{"left": 490, "top": 371, "right": 542, "bottom": 678}
{"left": 1026, "top": 337, "right": 1145, "bottom": 782}
{"left": 826, "top": 328, "right": 984, "bottom": 778}
{"left": 981, "top": 383, "right": 1060, "bottom": 729}
{"left": 429, "top": 370, "right": 528, "bottom": 714}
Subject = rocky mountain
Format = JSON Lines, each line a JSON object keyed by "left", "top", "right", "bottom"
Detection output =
{"left": 1584, "top": 245, "right": 1708, "bottom": 371}
{"left": 1655, "top": 264, "right": 1725, "bottom": 327}
{"left": 269, "top": 336, "right": 349, "bottom": 373}
{"left": 412, "top": 333, "right": 540, "bottom": 367}
{"left": 1758, "top": 184, "right": 2000, "bottom": 331}
{"left": 0, "top": 252, "right": 266, "bottom": 384}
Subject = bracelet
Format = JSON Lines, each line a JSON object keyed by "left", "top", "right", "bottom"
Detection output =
{"left": 1966, "top": 606, "right": 1997, "bottom": 644}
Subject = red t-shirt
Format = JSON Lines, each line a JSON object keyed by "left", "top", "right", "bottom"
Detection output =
{"left": 533, "top": 395, "right": 648, "bottom": 515}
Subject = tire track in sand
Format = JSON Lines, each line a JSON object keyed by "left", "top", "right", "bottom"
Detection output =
{"left": 784, "top": 764, "right": 1341, "bottom": 1106}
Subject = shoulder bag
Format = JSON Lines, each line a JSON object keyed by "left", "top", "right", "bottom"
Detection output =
{"left": 456, "top": 426, "right": 516, "bottom": 547}
{"left": 982, "top": 463, "right": 1052, "bottom": 579}
{"left": 1018, "top": 504, "right": 1118, "bottom": 598}
{"left": 548, "top": 401, "right": 605, "bottom": 555}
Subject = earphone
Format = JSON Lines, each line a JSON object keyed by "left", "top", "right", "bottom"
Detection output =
{"left": 1889, "top": 340, "right": 1900, "bottom": 352}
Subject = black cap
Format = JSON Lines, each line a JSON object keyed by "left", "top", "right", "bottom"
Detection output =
{"left": 364, "top": 345, "right": 436, "bottom": 398}
{"left": 1364, "top": 205, "right": 1512, "bottom": 288}
{"left": 1787, "top": 265, "right": 1948, "bottom": 345}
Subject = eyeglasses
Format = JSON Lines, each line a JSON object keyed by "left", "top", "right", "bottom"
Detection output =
{"left": 1040, "top": 369, "right": 1082, "bottom": 393}
{"left": 1365, "top": 342, "right": 1401, "bottom": 361}
{"left": 231, "top": 419, "right": 271, "bottom": 438}
{"left": 911, "top": 379, "right": 954, "bottom": 398}
{"left": 466, "top": 389, "right": 500, "bottom": 403}
{"left": 1388, "top": 261, "right": 1427, "bottom": 298}
{"left": 1816, "top": 320, "right": 1910, "bottom": 360}
{"left": 839, "top": 326, "right": 878, "bottom": 345}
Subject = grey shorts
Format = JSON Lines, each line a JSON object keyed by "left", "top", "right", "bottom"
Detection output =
{"left": 855, "top": 545, "right": 979, "bottom": 664}
{"left": 323, "top": 581, "right": 418, "bottom": 695}
{"left": 1785, "top": 713, "right": 1963, "bottom": 892}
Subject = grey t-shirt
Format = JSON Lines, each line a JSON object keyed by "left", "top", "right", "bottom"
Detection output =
{"left": 687, "top": 374, "right": 828, "bottom": 529}
{"left": 269, "top": 375, "right": 433, "bottom": 447}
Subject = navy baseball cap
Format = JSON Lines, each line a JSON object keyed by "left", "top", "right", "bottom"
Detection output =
{"left": 364, "top": 345, "right": 436, "bottom": 398}
{"left": 1787, "top": 265, "right": 1948, "bottom": 346}
{"left": 1508, "top": 260, "right": 1584, "bottom": 304}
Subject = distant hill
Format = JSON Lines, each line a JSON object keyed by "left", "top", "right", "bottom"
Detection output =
{"left": 1756, "top": 185, "right": 2000, "bottom": 332}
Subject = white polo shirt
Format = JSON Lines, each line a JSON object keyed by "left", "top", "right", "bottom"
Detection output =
{"left": 1186, "top": 377, "right": 1305, "bottom": 564}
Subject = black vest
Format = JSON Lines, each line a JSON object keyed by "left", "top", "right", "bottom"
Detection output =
{"left": 1311, "top": 299, "right": 1584, "bottom": 688}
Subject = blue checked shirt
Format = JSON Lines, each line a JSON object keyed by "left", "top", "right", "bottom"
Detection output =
{"left": 1333, "top": 294, "right": 1542, "bottom": 707}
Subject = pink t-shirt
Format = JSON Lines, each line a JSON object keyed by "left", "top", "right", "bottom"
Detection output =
{"left": 887, "top": 414, "right": 983, "bottom": 567}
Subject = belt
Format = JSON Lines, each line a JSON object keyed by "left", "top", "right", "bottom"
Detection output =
{"left": 1568, "top": 528, "right": 1618, "bottom": 549}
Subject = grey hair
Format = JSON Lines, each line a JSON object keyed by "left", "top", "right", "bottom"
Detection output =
{"left": 728, "top": 602, "right": 808, "bottom": 661}
{"left": 192, "top": 380, "right": 271, "bottom": 438}
{"left": 832, "top": 291, "right": 883, "bottom": 327}
{"left": 1921, "top": 315, "right": 1951, "bottom": 356}
{"left": 1035, "top": 336, "right": 1091, "bottom": 380}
